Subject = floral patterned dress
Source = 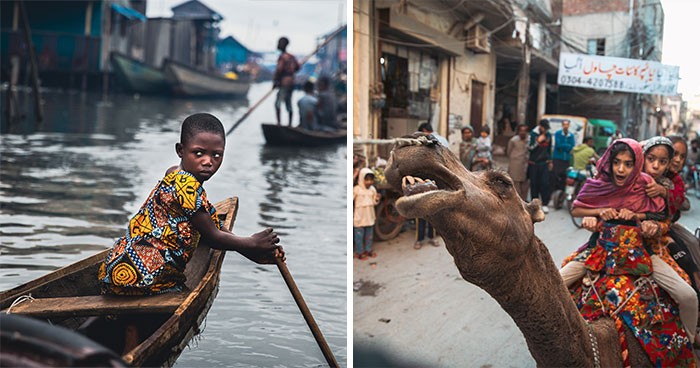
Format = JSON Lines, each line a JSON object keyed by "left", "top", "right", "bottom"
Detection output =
{"left": 564, "top": 221, "right": 695, "bottom": 367}
{"left": 98, "top": 170, "right": 222, "bottom": 295}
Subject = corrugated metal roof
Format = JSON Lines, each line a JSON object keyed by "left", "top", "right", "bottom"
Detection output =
{"left": 171, "top": 0, "right": 222, "bottom": 21}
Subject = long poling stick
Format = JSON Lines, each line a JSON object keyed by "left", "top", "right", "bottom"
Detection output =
{"left": 225, "top": 25, "right": 346, "bottom": 137}
{"left": 275, "top": 258, "right": 339, "bottom": 368}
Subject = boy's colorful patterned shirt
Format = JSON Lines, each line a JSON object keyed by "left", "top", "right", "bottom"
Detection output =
{"left": 99, "top": 170, "right": 222, "bottom": 295}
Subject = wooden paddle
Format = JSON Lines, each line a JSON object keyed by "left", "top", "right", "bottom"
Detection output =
{"left": 225, "top": 25, "right": 346, "bottom": 137}
{"left": 275, "top": 257, "right": 339, "bottom": 368}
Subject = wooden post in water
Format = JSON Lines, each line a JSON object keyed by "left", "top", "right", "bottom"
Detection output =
{"left": 18, "top": 1, "right": 43, "bottom": 123}
{"left": 4, "top": 57, "right": 20, "bottom": 124}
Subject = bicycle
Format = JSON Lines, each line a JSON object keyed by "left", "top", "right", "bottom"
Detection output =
{"left": 373, "top": 187, "right": 405, "bottom": 241}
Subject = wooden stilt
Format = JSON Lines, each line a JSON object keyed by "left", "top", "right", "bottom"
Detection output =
{"left": 102, "top": 70, "right": 109, "bottom": 98}
{"left": 4, "top": 56, "right": 20, "bottom": 124}
{"left": 18, "top": 0, "right": 43, "bottom": 123}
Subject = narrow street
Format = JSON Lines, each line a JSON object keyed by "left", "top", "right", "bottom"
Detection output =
{"left": 353, "top": 159, "right": 700, "bottom": 367}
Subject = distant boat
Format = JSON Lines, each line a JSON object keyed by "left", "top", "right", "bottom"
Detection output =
{"left": 110, "top": 52, "right": 169, "bottom": 94}
{"left": 163, "top": 59, "right": 250, "bottom": 97}
{"left": 261, "top": 123, "right": 346, "bottom": 146}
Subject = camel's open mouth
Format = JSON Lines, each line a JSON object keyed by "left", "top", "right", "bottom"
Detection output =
{"left": 401, "top": 175, "right": 439, "bottom": 196}
{"left": 398, "top": 167, "right": 461, "bottom": 196}
{"left": 395, "top": 174, "right": 463, "bottom": 219}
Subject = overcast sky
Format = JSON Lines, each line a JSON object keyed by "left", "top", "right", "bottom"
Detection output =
{"left": 146, "top": 0, "right": 697, "bottom": 97}
{"left": 146, "top": 0, "right": 347, "bottom": 55}
{"left": 662, "top": 0, "right": 700, "bottom": 97}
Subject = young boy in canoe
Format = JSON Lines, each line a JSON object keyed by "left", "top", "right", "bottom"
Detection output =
{"left": 98, "top": 113, "right": 284, "bottom": 296}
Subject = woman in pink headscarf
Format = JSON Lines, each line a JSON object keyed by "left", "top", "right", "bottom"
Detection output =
{"left": 572, "top": 138, "right": 664, "bottom": 222}
{"left": 559, "top": 139, "right": 698, "bottom": 346}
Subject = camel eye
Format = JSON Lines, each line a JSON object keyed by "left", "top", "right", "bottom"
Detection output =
{"left": 487, "top": 173, "right": 513, "bottom": 197}
{"left": 491, "top": 175, "right": 511, "bottom": 187}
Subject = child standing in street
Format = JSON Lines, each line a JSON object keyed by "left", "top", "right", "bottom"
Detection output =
{"left": 472, "top": 126, "right": 493, "bottom": 171}
{"left": 353, "top": 168, "right": 380, "bottom": 259}
{"left": 99, "top": 113, "right": 284, "bottom": 296}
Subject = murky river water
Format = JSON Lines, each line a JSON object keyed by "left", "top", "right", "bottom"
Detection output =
{"left": 0, "top": 82, "right": 347, "bottom": 367}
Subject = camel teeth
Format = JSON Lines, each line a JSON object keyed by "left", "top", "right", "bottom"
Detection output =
{"left": 415, "top": 177, "right": 425, "bottom": 183}
{"left": 402, "top": 176, "right": 408, "bottom": 191}
{"left": 406, "top": 176, "right": 416, "bottom": 185}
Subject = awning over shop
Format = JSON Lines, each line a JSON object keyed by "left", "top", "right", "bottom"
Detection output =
{"left": 111, "top": 3, "right": 147, "bottom": 22}
{"left": 379, "top": 7, "right": 463, "bottom": 56}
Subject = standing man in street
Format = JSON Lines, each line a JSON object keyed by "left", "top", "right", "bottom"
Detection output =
{"left": 528, "top": 119, "right": 553, "bottom": 213}
{"left": 551, "top": 119, "right": 576, "bottom": 208}
{"left": 273, "top": 37, "right": 300, "bottom": 126}
{"left": 507, "top": 124, "right": 530, "bottom": 200}
{"left": 571, "top": 136, "right": 599, "bottom": 171}
{"left": 415, "top": 122, "right": 446, "bottom": 250}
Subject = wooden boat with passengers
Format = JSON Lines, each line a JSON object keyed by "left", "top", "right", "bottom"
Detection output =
{"left": 0, "top": 197, "right": 239, "bottom": 367}
{"left": 261, "top": 123, "right": 346, "bottom": 146}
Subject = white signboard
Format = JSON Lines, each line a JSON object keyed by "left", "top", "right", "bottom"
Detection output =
{"left": 558, "top": 53, "right": 679, "bottom": 95}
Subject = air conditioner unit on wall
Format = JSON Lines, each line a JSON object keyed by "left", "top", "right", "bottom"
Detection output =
{"left": 466, "top": 25, "right": 491, "bottom": 53}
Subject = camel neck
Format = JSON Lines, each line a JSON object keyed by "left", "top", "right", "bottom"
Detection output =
{"left": 480, "top": 237, "right": 595, "bottom": 367}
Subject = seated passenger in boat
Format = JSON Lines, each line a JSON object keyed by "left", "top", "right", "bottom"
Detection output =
{"left": 316, "top": 76, "right": 339, "bottom": 132}
{"left": 98, "top": 113, "right": 284, "bottom": 296}
{"left": 558, "top": 139, "right": 699, "bottom": 344}
{"left": 297, "top": 80, "right": 318, "bottom": 131}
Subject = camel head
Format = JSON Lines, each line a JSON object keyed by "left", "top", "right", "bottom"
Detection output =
{"left": 384, "top": 133, "right": 545, "bottom": 283}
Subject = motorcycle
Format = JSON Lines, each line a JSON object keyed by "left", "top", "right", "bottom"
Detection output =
{"left": 564, "top": 165, "right": 594, "bottom": 228}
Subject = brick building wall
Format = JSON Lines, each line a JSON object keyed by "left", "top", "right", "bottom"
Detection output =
{"left": 563, "top": 0, "right": 628, "bottom": 16}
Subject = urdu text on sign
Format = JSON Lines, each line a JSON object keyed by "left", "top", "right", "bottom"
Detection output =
{"left": 557, "top": 53, "right": 679, "bottom": 96}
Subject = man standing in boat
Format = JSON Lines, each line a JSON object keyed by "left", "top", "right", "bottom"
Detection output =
{"left": 274, "top": 37, "right": 300, "bottom": 126}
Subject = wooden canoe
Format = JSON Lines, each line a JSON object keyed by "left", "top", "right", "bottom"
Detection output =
{"left": 0, "top": 197, "right": 239, "bottom": 367}
{"left": 261, "top": 123, "right": 347, "bottom": 146}
{"left": 110, "top": 52, "right": 170, "bottom": 94}
{"left": 163, "top": 58, "right": 250, "bottom": 97}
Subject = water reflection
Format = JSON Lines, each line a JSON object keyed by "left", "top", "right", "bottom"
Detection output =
{"left": 258, "top": 145, "right": 344, "bottom": 234}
